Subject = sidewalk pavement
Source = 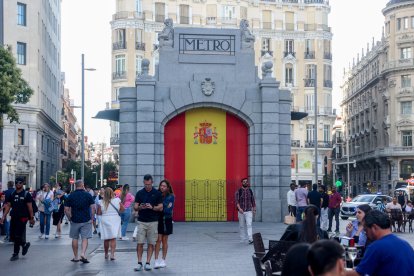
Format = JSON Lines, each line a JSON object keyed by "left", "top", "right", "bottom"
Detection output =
{"left": 0, "top": 219, "right": 413, "bottom": 276}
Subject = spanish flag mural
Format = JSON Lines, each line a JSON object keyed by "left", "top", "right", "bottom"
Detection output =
{"left": 165, "top": 108, "right": 248, "bottom": 221}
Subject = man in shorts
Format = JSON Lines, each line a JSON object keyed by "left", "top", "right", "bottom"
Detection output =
{"left": 134, "top": 174, "right": 163, "bottom": 271}
{"left": 64, "top": 180, "right": 95, "bottom": 263}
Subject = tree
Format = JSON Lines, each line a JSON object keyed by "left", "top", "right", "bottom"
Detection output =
{"left": 0, "top": 45, "right": 33, "bottom": 127}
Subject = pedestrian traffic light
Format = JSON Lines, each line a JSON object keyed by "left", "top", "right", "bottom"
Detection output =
{"left": 335, "top": 180, "right": 342, "bottom": 188}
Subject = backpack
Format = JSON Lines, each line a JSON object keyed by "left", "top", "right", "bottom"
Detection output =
{"left": 51, "top": 198, "right": 60, "bottom": 213}
{"left": 43, "top": 192, "right": 54, "bottom": 215}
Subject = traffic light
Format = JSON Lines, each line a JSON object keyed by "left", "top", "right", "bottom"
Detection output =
{"left": 336, "top": 179, "right": 343, "bottom": 193}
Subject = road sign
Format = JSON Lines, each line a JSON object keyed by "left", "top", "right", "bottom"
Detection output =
{"left": 69, "top": 178, "right": 75, "bottom": 184}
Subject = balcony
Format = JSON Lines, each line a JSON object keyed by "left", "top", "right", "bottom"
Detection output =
{"left": 318, "top": 24, "right": 331, "bottom": 32}
{"left": 112, "top": 71, "right": 127, "bottom": 80}
{"left": 304, "top": 51, "right": 315, "bottom": 59}
{"left": 285, "top": 80, "right": 294, "bottom": 87}
{"left": 262, "top": 22, "right": 272, "bottom": 29}
{"left": 284, "top": 51, "right": 296, "bottom": 58}
{"left": 285, "top": 23, "right": 295, "bottom": 31}
{"left": 110, "top": 137, "right": 120, "bottom": 145}
{"left": 305, "top": 140, "right": 332, "bottom": 148}
{"left": 135, "top": 42, "right": 145, "bottom": 51}
{"left": 113, "top": 41, "right": 126, "bottom": 50}
{"left": 155, "top": 14, "right": 165, "bottom": 23}
{"left": 382, "top": 58, "right": 414, "bottom": 71}
{"left": 220, "top": 17, "right": 237, "bottom": 25}
{"left": 304, "top": 78, "right": 315, "bottom": 87}
{"left": 282, "top": 0, "right": 298, "bottom": 3}
{"left": 304, "top": 0, "right": 328, "bottom": 4}
{"left": 112, "top": 11, "right": 144, "bottom": 20}
{"left": 304, "top": 24, "right": 316, "bottom": 31}
{"left": 324, "top": 52, "right": 332, "bottom": 60}
{"left": 324, "top": 80, "right": 333, "bottom": 88}
{"left": 206, "top": 17, "right": 216, "bottom": 25}
{"left": 291, "top": 140, "right": 301, "bottom": 147}
{"left": 261, "top": 50, "right": 273, "bottom": 57}
{"left": 180, "top": 16, "right": 190, "bottom": 24}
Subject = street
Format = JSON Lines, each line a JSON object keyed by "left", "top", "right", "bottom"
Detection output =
{"left": 0, "top": 219, "right": 413, "bottom": 276}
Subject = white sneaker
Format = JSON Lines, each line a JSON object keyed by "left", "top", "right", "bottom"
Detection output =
{"left": 160, "top": 259, "right": 167, "bottom": 268}
{"left": 121, "top": 237, "right": 129, "bottom": 241}
{"left": 45, "top": 235, "right": 49, "bottom": 239}
{"left": 39, "top": 234, "right": 44, "bottom": 239}
{"left": 154, "top": 259, "right": 161, "bottom": 269}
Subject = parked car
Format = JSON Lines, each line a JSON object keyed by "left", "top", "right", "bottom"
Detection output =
{"left": 340, "top": 194, "right": 392, "bottom": 220}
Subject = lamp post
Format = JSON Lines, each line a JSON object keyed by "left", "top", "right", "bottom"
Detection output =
{"left": 81, "top": 54, "right": 96, "bottom": 180}
{"left": 92, "top": 172, "right": 98, "bottom": 189}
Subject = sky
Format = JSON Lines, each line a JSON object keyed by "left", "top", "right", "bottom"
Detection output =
{"left": 61, "top": 0, "right": 389, "bottom": 144}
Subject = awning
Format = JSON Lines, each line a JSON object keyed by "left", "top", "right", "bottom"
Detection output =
{"left": 92, "top": 109, "right": 307, "bottom": 122}
{"left": 93, "top": 109, "right": 120, "bottom": 122}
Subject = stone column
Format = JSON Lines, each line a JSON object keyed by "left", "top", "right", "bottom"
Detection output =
{"left": 119, "top": 87, "right": 137, "bottom": 192}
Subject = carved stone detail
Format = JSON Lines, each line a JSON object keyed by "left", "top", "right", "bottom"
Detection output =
{"left": 240, "top": 19, "right": 255, "bottom": 49}
{"left": 201, "top": 78, "right": 215, "bottom": 96}
{"left": 158, "top": 18, "right": 174, "bottom": 48}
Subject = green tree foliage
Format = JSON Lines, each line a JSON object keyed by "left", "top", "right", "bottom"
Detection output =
{"left": 0, "top": 45, "right": 34, "bottom": 127}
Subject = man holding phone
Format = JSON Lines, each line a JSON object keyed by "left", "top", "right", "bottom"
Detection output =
{"left": 134, "top": 174, "right": 163, "bottom": 271}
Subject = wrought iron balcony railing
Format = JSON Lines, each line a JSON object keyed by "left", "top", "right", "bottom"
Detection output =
{"left": 112, "top": 71, "right": 127, "bottom": 80}
{"left": 304, "top": 51, "right": 315, "bottom": 59}
{"left": 113, "top": 41, "right": 126, "bottom": 50}
{"left": 284, "top": 51, "right": 296, "bottom": 58}
{"left": 135, "top": 42, "right": 145, "bottom": 51}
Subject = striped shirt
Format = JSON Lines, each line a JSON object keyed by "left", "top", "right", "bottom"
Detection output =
{"left": 235, "top": 187, "right": 256, "bottom": 212}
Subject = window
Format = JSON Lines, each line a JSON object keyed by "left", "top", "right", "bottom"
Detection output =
{"left": 285, "top": 64, "right": 294, "bottom": 85}
{"left": 136, "top": 0, "right": 142, "bottom": 13}
{"left": 323, "top": 125, "right": 330, "bottom": 142}
{"left": 285, "top": 39, "right": 294, "bottom": 54}
{"left": 403, "top": 17, "right": 409, "bottom": 29}
{"left": 402, "top": 75, "right": 411, "bottom": 88}
{"left": 306, "top": 64, "right": 316, "bottom": 79}
{"left": 402, "top": 131, "right": 412, "bottom": 147}
{"left": 401, "top": 47, "right": 412, "bottom": 59}
{"left": 305, "top": 39, "right": 314, "bottom": 53}
{"left": 17, "top": 42, "right": 26, "bottom": 65}
{"left": 401, "top": 101, "right": 412, "bottom": 115}
{"left": 115, "top": 54, "right": 125, "bottom": 73}
{"left": 305, "top": 93, "right": 314, "bottom": 112}
{"left": 136, "top": 55, "right": 143, "bottom": 76}
{"left": 18, "top": 129, "right": 24, "bottom": 145}
{"left": 180, "top": 5, "right": 190, "bottom": 24}
{"left": 116, "top": 29, "right": 125, "bottom": 43}
{"left": 155, "top": 2, "right": 165, "bottom": 22}
{"left": 206, "top": 4, "right": 217, "bottom": 20}
{"left": 222, "top": 5, "right": 235, "bottom": 19}
{"left": 285, "top": 11, "right": 294, "bottom": 31}
{"left": 262, "top": 10, "right": 272, "bottom": 29}
{"left": 17, "top": 2, "right": 26, "bottom": 26}
{"left": 397, "top": 18, "right": 401, "bottom": 30}
{"left": 240, "top": 7, "right": 247, "bottom": 20}
{"left": 262, "top": 38, "right": 270, "bottom": 52}
{"left": 306, "top": 124, "right": 315, "bottom": 142}
{"left": 135, "top": 29, "right": 143, "bottom": 43}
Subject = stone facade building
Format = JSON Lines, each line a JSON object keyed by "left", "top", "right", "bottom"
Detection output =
{"left": 110, "top": 0, "right": 335, "bottom": 186}
{"left": 338, "top": 0, "right": 414, "bottom": 194}
{"left": 0, "top": 0, "right": 63, "bottom": 189}
{"left": 117, "top": 23, "right": 291, "bottom": 222}
{"left": 61, "top": 85, "right": 79, "bottom": 168}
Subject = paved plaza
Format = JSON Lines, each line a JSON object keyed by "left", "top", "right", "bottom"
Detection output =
{"left": 0, "top": 220, "right": 413, "bottom": 276}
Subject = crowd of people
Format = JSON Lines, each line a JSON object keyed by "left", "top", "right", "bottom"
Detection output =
{"left": 0, "top": 174, "right": 175, "bottom": 271}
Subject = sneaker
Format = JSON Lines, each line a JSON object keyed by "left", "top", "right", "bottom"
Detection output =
{"left": 134, "top": 263, "right": 143, "bottom": 271}
{"left": 154, "top": 259, "right": 161, "bottom": 269}
{"left": 10, "top": 254, "right": 19, "bottom": 261}
{"left": 248, "top": 240, "right": 253, "bottom": 244}
{"left": 39, "top": 234, "right": 44, "bottom": 239}
{"left": 22, "top": 242, "right": 30, "bottom": 256}
{"left": 45, "top": 235, "right": 49, "bottom": 239}
{"left": 121, "top": 237, "right": 129, "bottom": 241}
{"left": 144, "top": 263, "right": 152, "bottom": 271}
{"left": 132, "top": 237, "right": 136, "bottom": 242}
{"left": 93, "top": 230, "right": 97, "bottom": 234}
{"left": 159, "top": 259, "right": 166, "bottom": 268}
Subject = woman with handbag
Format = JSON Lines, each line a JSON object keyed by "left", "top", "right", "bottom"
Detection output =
{"left": 36, "top": 183, "right": 54, "bottom": 239}
{"left": 97, "top": 187, "right": 124, "bottom": 260}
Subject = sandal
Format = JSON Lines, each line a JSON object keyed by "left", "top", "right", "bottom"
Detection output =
{"left": 105, "top": 254, "right": 109, "bottom": 260}
{"left": 71, "top": 259, "right": 79, "bottom": 262}
{"left": 80, "top": 256, "right": 90, "bottom": 263}
{"left": 110, "top": 257, "right": 116, "bottom": 261}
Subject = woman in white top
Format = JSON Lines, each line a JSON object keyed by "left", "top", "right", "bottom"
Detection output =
{"left": 97, "top": 187, "right": 124, "bottom": 260}
{"left": 36, "top": 183, "right": 54, "bottom": 239}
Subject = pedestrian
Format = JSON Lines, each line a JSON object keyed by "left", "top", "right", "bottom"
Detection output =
{"left": 327, "top": 186, "right": 341, "bottom": 234}
{"left": 0, "top": 179, "right": 34, "bottom": 261}
{"left": 94, "top": 187, "right": 104, "bottom": 236}
{"left": 279, "top": 204, "right": 329, "bottom": 243}
{"left": 119, "top": 184, "right": 135, "bottom": 240}
{"left": 307, "top": 240, "right": 346, "bottom": 276}
{"left": 92, "top": 188, "right": 100, "bottom": 235}
{"left": 0, "top": 193, "right": 6, "bottom": 236}
{"left": 97, "top": 187, "right": 124, "bottom": 260}
{"left": 280, "top": 243, "right": 311, "bottom": 276}
{"left": 319, "top": 185, "right": 329, "bottom": 231}
{"left": 397, "top": 191, "right": 407, "bottom": 212}
{"left": 295, "top": 182, "right": 308, "bottom": 222}
{"left": 287, "top": 183, "right": 297, "bottom": 217}
{"left": 386, "top": 196, "right": 403, "bottom": 232}
{"left": 132, "top": 210, "right": 139, "bottom": 242}
{"left": 345, "top": 210, "right": 414, "bottom": 276}
{"left": 235, "top": 178, "right": 256, "bottom": 244}
{"left": 307, "top": 184, "right": 322, "bottom": 223}
{"left": 3, "top": 181, "right": 15, "bottom": 242}
{"left": 52, "top": 190, "right": 65, "bottom": 238}
{"left": 133, "top": 174, "right": 163, "bottom": 271}
{"left": 37, "top": 183, "right": 54, "bottom": 239}
{"left": 154, "top": 179, "right": 175, "bottom": 269}
{"left": 64, "top": 180, "right": 95, "bottom": 263}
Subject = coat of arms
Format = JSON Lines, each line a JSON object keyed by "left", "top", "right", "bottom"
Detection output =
{"left": 193, "top": 121, "right": 218, "bottom": 144}
{"left": 201, "top": 78, "right": 215, "bottom": 96}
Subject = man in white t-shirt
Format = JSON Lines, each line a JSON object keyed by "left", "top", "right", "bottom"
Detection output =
{"left": 386, "top": 197, "right": 403, "bottom": 232}
{"left": 287, "top": 183, "right": 297, "bottom": 216}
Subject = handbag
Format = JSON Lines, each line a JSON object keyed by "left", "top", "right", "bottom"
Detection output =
{"left": 284, "top": 215, "right": 296, "bottom": 225}
{"left": 109, "top": 201, "right": 121, "bottom": 217}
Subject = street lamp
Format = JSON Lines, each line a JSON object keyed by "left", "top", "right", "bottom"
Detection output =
{"left": 92, "top": 172, "right": 98, "bottom": 189}
{"left": 81, "top": 54, "right": 96, "bottom": 180}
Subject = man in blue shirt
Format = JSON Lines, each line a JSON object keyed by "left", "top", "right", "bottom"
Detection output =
{"left": 64, "top": 180, "right": 95, "bottom": 264}
{"left": 346, "top": 210, "right": 414, "bottom": 276}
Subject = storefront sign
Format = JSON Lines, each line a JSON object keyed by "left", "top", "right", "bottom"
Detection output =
{"left": 179, "top": 34, "right": 235, "bottom": 56}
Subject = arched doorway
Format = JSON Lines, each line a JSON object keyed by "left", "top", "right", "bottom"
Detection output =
{"left": 164, "top": 108, "right": 248, "bottom": 221}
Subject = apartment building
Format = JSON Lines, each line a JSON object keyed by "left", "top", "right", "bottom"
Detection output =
{"left": 61, "top": 83, "right": 79, "bottom": 169}
{"left": 1, "top": 0, "right": 63, "bottom": 189}
{"left": 110, "top": 0, "right": 334, "bottom": 185}
{"left": 338, "top": 0, "right": 414, "bottom": 194}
